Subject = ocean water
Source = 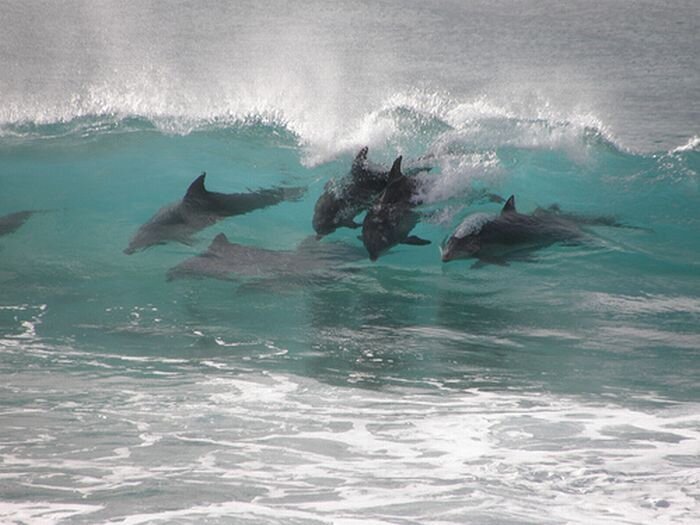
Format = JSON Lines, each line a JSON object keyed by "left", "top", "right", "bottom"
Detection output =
{"left": 1, "top": 1, "right": 699, "bottom": 524}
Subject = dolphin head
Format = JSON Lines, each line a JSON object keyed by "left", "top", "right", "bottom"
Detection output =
{"left": 441, "top": 212, "right": 492, "bottom": 262}
{"left": 124, "top": 226, "right": 167, "bottom": 254}
{"left": 363, "top": 234, "right": 385, "bottom": 262}
{"left": 124, "top": 225, "right": 150, "bottom": 254}
{"left": 440, "top": 234, "right": 480, "bottom": 262}
{"left": 361, "top": 213, "right": 392, "bottom": 262}
{"left": 124, "top": 202, "right": 191, "bottom": 255}
{"left": 312, "top": 192, "right": 345, "bottom": 237}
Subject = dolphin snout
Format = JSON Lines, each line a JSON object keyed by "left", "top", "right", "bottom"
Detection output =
{"left": 439, "top": 244, "right": 452, "bottom": 262}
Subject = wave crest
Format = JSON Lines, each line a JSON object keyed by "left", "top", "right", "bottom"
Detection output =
{"left": 0, "top": 89, "right": 626, "bottom": 169}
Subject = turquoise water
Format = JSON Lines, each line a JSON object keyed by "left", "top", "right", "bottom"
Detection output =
{"left": 1, "top": 1, "right": 700, "bottom": 523}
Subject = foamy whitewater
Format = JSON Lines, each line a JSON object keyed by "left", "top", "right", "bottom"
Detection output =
{"left": 1, "top": 1, "right": 699, "bottom": 524}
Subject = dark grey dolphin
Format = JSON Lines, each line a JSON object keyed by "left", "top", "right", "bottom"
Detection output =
{"left": 0, "top": 210, "right": 35, "bottom": 237}
{"left": 312, "top": 147, "right": 430, "bottom": 237}
{"left": 167, "top": 233, "right": 364, "bottom": 282}
{"left": 124, "top": 173, "right": 305, "bottom": 254}
{"left": 440, "top": 196, "right": 590, "bottom": 265}
{"left": 361, "top": 156, "right": 431, "bottom": 261}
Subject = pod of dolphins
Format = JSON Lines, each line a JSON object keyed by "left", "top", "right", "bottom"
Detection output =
{"left": 2, "top": 146, "right": 633, "bottom": 282}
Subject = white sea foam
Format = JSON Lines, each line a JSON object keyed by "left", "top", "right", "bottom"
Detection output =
{"left": 2, "top": 370, "right": 698, "bottom": 524}
{"left": 584, "top": 292, "right": 700, "bottom": 315}
{"left": 0, "top": 304, "right": 47, "bottom": 344}
{"left": 601, "top": 326, "right": 700, "bottom": 350}
{"left": 671, "top": 135, "right": 700, "bottom": 153}
{"left": 0, "top": 503, "right": 102, "bottom": 525}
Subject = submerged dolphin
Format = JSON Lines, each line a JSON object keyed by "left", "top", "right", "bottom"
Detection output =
{"left": 0, "top": 210, "right": 35, "bottom": 237}
{"left": 124, "top": 173, "right": 305, "bottom": 254}
{"left": 361, "top": 156, "right": 431, "bottom": 261}
{"left": 441, "top": 196, "right": 599, "bottom": 265}
{"left": 312, "top": 146, "right": 430, "bottom": 237}
{"left": 167, "top": 233, "right": 365, "bottom": 282}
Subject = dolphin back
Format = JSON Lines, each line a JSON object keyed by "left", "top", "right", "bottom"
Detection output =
{"left": 204, "top": 186, "right": 304, "bottom": 217}
{"left": 183, "top": 172, "right": 305, "bottom": 217}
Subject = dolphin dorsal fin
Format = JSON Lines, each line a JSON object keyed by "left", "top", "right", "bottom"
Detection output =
{"left": 388, "top": 156, "right": 403, "bottom": 182}
{"left": 185, "top": 172, "right": 208, "bottom": 201}
{"left": 353, "top": 146, "right": 368, "bottom": 165}
{"left": 501, "top": 195, "right": 516, "bottom": 214}
{"left": 351, "top": 146, "right": 369, "bottom": 176}
{"left": 379, "top": 156, "right": 405, "bottom": 205}
{"left": 213, "top": 232, "right": 229, "bottom": 244}
{"left": 210, "top": 232, "right": 230, "bottom": 252}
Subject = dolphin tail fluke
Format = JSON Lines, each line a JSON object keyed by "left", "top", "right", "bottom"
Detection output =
{"left": 402, "top": 235, "right": 431, "bottom": 246}
{"left": 342, "top": 219, "right": 362, "bottom": 229}
{"left": 281, "top": 186, "right": 307, "bottom": 202}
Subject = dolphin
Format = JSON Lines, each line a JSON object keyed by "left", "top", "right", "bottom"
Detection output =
{"left": 312, "top": 146, "right": 430, "bottom": 237}
{"left": 440, "top": 195, "right": 592, "bottom": 265}
{"left": 167, "top": 233, "right": 365, "bottom": 282}
{"left": 0, "top": 210, "right": 35, "bottom": 237}
{"left": 361, "top": 156, "right": 431, "bottom": 261}
{"left": 124, "top": 173, "right": 305, "bottom": 254}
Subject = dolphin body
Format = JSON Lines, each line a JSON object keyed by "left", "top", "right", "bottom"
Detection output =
{"left": 312, "top": 147, "right": 430, "bottom": 237}
{"left": 124, "top": 173, "right": 305, "bottom": 254}
{"left": 0, "top": 211, "right": 34, "bottom": 237}
{"left": 361, "top": 156, "right": 431, "bottom": 261}
{"left": 167, "top": 233, "right": 365, "bottom": 282}
{"left": 440, "top": 196, "right": 593, "bottom": 265}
